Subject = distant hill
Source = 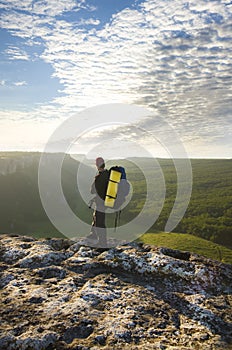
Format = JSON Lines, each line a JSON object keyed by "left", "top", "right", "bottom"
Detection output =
{"left": 0, "top": 152, "right": 231, "bottom": 250}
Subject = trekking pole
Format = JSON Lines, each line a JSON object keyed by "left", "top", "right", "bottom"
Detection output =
{"left": 118, "top": 209, "right": 121, "bottom": 225}
{"left": 114, "top": 209, "right": 121, "bottom": 232}
{"left": 114, "top": 212, "right": 118, "bottom": 232}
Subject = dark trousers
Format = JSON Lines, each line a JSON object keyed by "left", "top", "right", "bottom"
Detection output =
{"left": 91, "top": 209, "right": 107, "bottom": 247}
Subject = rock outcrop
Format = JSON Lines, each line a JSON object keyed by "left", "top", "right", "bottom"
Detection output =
{"left": 0, "top": 155, "right": 39, "bottom": 175}
{"left": 0, "top": 234, "right": 231, "bottom": 350}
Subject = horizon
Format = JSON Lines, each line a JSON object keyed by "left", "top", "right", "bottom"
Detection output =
{"left": 0, "top": 150, "right": 231, "bottom": 160}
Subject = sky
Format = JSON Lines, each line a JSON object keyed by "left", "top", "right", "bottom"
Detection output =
{"left": 0, "top": 0, "right": 231, "bottom": 158}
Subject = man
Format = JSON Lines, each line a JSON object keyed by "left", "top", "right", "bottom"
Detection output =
{"left": 86, "top": 157, "right": 109, "bottom": 247}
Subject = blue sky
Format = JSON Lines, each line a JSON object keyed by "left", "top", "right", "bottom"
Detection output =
{"left": 0, "top": 0, "right": 231, "bottom": 157}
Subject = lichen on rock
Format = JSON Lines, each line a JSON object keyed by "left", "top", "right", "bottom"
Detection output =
{"left": 0, "top": 234, "right": 231, "bottom": 349}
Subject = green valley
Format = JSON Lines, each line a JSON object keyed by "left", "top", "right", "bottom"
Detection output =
{"left": 0, "top": 153, "right": 231, "bottom": 255}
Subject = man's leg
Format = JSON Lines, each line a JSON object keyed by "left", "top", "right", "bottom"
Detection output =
{"left": 86, "top": 210, "right": 98, "bottom": 241}
{"left": 95, "top": 210, "right": 107, "bottom": 247}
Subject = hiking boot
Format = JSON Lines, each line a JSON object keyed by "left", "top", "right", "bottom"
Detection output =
{"left": 95, "top": 240, "right": 108, "bottom": 249}
{"left": 85, "top": 232, "right": 98, "bottom": 241}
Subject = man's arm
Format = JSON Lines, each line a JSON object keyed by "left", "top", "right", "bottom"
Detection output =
{"left": 90, "top": 176, "right": 97, "bottom": 194}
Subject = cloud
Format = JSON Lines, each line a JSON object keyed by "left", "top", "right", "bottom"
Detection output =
{"left": 77, "top": 18, "right": 101, "bottom": 26}
{"left": 4, "top": 46, "right": 30, "bottom": 60}
{"left": 0, "top": 0, "right": 87, "bottom": 17}
{"left": 13, "top": 81, "right": 27, "bottom": 86}
{"left": 0, "top": 117, "right": 60, "bottom": 151}
{"left": 0, "top": 79, "right": 27, "bottom": 88}
{"left": 0, "top": 0, "right": 231, "bottom": 155}
{"left": 0, "top": 109, "right": 31, "bottom": 122}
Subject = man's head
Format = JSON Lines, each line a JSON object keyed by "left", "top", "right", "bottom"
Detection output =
{"left": 95, "top": 157, "right": 105, "bottom": 170}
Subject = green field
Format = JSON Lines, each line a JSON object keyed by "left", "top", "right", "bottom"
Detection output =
{"left": 124, "top": 158, "right": 232, "bottom": 249}
{"left": 138, "top": 232, "right": 232, "bottom": 264}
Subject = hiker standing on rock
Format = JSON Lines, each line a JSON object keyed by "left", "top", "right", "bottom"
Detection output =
{"left": 86, "top": 157, "right": 109, "bottom": 248}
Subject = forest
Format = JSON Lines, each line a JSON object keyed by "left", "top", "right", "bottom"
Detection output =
{"left": 0, "top": 152, "right": 231, "bottom": 249}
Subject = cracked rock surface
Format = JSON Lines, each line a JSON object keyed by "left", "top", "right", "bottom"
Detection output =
{"left": 0, "top": 233, "right": 232, "bottom": 350}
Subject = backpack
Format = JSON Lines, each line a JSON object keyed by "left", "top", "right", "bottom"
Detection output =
{"left": 94, "top": 169, "right": 109, "bottom": 200}
{"left": 104, "top": 166, "right": 130, "bottom": 210}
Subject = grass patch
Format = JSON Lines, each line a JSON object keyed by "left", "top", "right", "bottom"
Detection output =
{"left": 137, "top": 232, "right": 232, "bottom": 264}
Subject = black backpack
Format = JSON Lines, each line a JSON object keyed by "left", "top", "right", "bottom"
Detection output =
{"left": 94, "top": 169, "right": 109, "bottom": 200}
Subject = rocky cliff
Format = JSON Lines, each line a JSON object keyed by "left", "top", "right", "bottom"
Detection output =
{"left": 0, "top": 234, "right": 231, "bottom": 350}
{"left": 0, "top": 155, "right": 39, "bottom": 175}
